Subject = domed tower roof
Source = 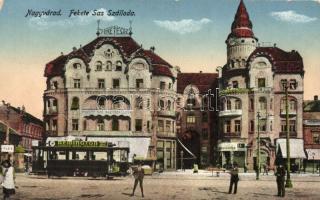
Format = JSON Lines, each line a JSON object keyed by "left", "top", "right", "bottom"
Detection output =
{"left": 227, "top": 0, "right": 255, "bottom": 39}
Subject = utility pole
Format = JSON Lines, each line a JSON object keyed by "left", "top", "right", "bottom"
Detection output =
{"left": 256, "top": 111, "right": 261, "bottom": 180}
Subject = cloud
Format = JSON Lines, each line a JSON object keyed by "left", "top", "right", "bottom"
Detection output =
{"left": 154, "top": 18, "right": 211, "bottom": 34}
{"left": 287, "top": 0, "right": 320, "bottom": 3}
{"left": 270, "top": 10, "right": 317, "bottom": 23}
{"left": 28, "top": 8, "right": 115, "bottom": 30}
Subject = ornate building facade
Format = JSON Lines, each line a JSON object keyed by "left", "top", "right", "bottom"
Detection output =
{"left": 217, "top": 0, "right": 305, "bottom": 170}
{"left": 43, "top": 36, "right": 179, "bottom": 170}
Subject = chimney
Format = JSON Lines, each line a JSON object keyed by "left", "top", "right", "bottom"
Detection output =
{"left": 273, "top": 43, "right": 277, "bottom": 47}
{"left": 61, "top": 52, "right": 64, "bottom": 55}
{"left": 150, "top": 46, "right": 155, "bottom": 52}
{"left": 72, "top": 47, "right": 77, "bottom": 51}
{"left": 314, "top": 95, "right": 319, "bottom": 101}
{"left": 2, "top": 100, "right": 5, "bottom": 105}
{"left": 200, "top": 71, "right": 203, "bottom": 73}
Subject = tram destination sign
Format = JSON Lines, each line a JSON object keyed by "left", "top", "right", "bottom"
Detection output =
{"left": 52, "top": 141, "right": 110, "bottom": 148}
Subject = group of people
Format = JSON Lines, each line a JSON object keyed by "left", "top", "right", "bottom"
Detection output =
{"left": 228, "top": 163, "right": 287, "bottom": 197}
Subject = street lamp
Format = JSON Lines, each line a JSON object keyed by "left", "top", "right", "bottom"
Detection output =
{"left": 256, "top": 111, "right": 261, "bottom": 180}
{"left": 180, "top": 151, "right": 184, "bottom": 171}
{"left": 282, "top": 80, "right": 293, "bottom": 188}
{"left": 312, "top": 152, "right": 315, "bottom": 174}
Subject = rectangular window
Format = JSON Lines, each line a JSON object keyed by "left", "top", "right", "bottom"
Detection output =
{"left": 281, "top": 79, "right": 288, "bottom": 90}
{"left": 52, "top": 120, "right": 57, "bottom": 131}
{"left": 202, "top": 112, "right": 208, "bottom": 123}
{"left": 72, "top": 119, "right": 79, "bottom": 131}
{"left": 113, "top": 79, "right": 120, "bottom": 89}
{"left": 259, "top": 119, "right": 267, "bottom": 131}
{"left": 73, "top": 79, "right": 80, "bottom": 88}
{"left": 289, "top": 79, "right": 297, "bottom": 90}
{"left": 281, "top": 120, "right": 287, "bottom": 132}
{"left": 313, "top": 133, "right": 320, "bottom": 144}
{"left": 250, "top": 120, "right": 254, "bottom": 132}
{"left": 136, "top": 79, "right": 144, "bottom": 88}
{"left": 232, "top": 81, "right": 239, "bottom": 88}
{"left": 97, "top": 121, "right": 104, "bottom": 131}
{"left": 235, "top": 120, "right": 241, "bottom": 133}
{"left": 187, "top": 115, "right": 196, "bottom": 124}
{"left": 168, "top": 83, "right": 172, "bottom": 89}
{"left": 147, "top": 121, "right": 151, "bottom": 132}
{"left": 158, "top": 120, "right": 164, "bottom": 132}
{"left": 135, "top": 119, "right": 142, "bottom": 132}
{"left": 225, "top": 120, "right": 231, "bottom": 133}
{"left": 98, "top": 79, "right": 105, "bottom": 89}
{"left": 250, "top": 98, "right": 254, "bottom": 111}
{"left": 258, "top": 78, "right": 266, "bottom": 88}
{"left": 289, "top": 120, "right": 296, "bottom": 132}
{"left": 202, "top": 129, "right": 208, "bottom": 140}
{"left": 160, "top": 81, "right": 166, "bottom": 90}
{"left": 166, "top": 120, "right": 171, "bottom": 132}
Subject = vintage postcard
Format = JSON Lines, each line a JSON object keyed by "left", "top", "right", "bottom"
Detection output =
{"left": 0, "top": 0, "right": 319, "bottom": 199}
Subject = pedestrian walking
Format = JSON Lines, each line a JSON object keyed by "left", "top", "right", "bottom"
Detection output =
{"left": 228, "top": 163, "right": 239, "bottom": 194}
{"left": 131, "top": 162, "right": 144, "bottom": 197}
{"left": 1, "top": 160, "right": 16, "bottom": 200}
{"left": 263, "top": 164, "right": 269, "bottom": 175}
{"left": 275, "top": 165, "right": 286, "bottom": 197}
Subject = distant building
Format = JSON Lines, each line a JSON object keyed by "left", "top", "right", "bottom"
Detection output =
{"left": 43, "top": 36, "right": 179, "bottom": 170}
{"left": 303, "top": 95, "right": 320, "bottom": 172}
{"left": 216, "top": 0, "right": 305, "bottom": 170}
{"left": 176, "top": 72, "right": 218, "bottom": 168}
{"left": 0, "top": 102, "right": 43, "bottom": 152}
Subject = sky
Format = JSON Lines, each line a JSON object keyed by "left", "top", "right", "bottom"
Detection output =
{"left": 0, "top": 0, "right": 319, "bottom": 118}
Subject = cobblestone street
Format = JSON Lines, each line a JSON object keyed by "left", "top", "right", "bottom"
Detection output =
{"left": 7, "top": 171, "right": 320, "bottom": 200}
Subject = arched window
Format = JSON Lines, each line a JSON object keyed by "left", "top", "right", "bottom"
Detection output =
{"left": 259, "top": 97, "right": 267, "bottom": 110}
{"left": 226, "top": 99, "right": 231, "bottom": 110}
{"left": 106, "top": 61, "right": 112, "bottom": 71}
{"left": 235, "top": 99, "right": 241, "bottom": 109}
{"left": 187, "top": 88, "right": 196, "bottom": 106}
{"left": 167, "top": 100, "right": 171, "bottom": 110}
{"left": 98, "top": 98, "right": 105, "bottom": 109}
{"left": 97, "top": 119, "right": 104, "bottom": 131}
{"left": 73, "top": 63, "right": 81, "bottom": 69}
{"left": 71, "top": 97, "right": 79, "bottom": 110}
{"left": 159, "top": 99, "right": 165, "bottom": 110}
{"left": 96, "top": 61, "right": 102, "bottom": 71}
{"left": 135, "top": 97, "right": 143, "bottom": 109}
{"left": 289, "top": 99, "right": 297, "bottom": 111}
{"left": 116, "top": 61, "right": 122, "bottom": 71}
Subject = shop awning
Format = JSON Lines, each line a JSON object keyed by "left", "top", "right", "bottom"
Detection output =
{"left": 87, "top": 137, "right": 151, "bottom": 162}
{"left": 276, "top": 139, "right": 306, "bottom": 159}
{"left": 306, "top": 149, "right": 320, "bottom": 160}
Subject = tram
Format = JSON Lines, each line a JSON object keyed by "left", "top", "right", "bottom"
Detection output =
{"left": 32, "top": 140, "right": 130, "bottom": 177}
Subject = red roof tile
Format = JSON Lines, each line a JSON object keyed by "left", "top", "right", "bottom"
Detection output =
{"left": 248, "top": 47, "right": 304, "bottom": 74}
{"left": 177, "top": 73, "right": 218, "bottom": 94}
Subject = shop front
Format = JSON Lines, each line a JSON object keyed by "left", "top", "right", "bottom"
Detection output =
{"left": 156, "top": 139, "right": 176, "bottom": 170}
{"left": 305, "top": 149, "right": 320, "bottom": 173}
{"left": 218, "top": 142, "right": 247, "bottom": 169}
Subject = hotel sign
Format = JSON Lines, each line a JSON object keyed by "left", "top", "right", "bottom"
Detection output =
{"left": 51, "top": 141, "right": 110, "bottom": 148}
{"left": 97, "top": 25, "right": 132, "bottom": 36}
{"left": 82, "top": 109, "right": 132, "bottom": 117}
{"left": 1, "top": 145, "right": 14, "bottom": 153}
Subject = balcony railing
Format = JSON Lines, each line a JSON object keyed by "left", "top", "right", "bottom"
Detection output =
{"left": 279, "top": 132, "right": 297, "bottom": 138}
{"left": 157, "top": 110, "right": 176, "bottom": 117}
{"left": 221, "top": 132, "right": 241, "bottom": 138}
{"left": 81, "top": 130, "right": 152, "bottom": 137}
{"left": 219, "top": 109, "right": 242, "bottom": 117}
{"left": 81, "top": 109, "right": 132, "bottom": 117}
{"left": 280, "top": 109, "right": 297, "bottom": 116}
{"left": 157, "top": 131, "right": 176, "bottom": 138}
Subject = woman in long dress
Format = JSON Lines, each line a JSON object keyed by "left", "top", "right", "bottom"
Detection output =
{"left": 1, "top": 160, "right": 16, "bottom": 200}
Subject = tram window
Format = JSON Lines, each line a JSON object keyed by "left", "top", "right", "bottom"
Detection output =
{"left": 69, "top": 151, "right": 87, "bottom": 160}
{"left": 92, "top": 152, "right": 107, "bottom": 160}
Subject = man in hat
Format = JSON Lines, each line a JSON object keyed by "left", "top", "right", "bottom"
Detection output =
{"left": 275, "top": 165, "right": 286, "bottom": 197}
{"left": 228, "top": 163, "right": 239, "bottom": 194}
{"left": 131, "top": 162, "right": 145, "bottom": 197}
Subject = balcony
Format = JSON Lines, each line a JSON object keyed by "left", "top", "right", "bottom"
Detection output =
{"left": 279, "top": 132, "right": 297, "bottom": 138}
{"left": 280, "top": 109, "right": 297, "bottom": 116}
{"left": 157, "top": 110, "right": 176, "bottom": 117}
{"left": 82, "top": 130, "right": 152, "bottom": 137}
{"left": 219, "top": 109, "right": 242, "bottom": 117}
{"left": 221, "top": 132, "right": 241, "bottom": 138}
{"left": 81, "top": 109, "right": 132, "bottom": 117}
{"left": 46, "top": 107, "right": 58, "bottom": 115}
{"left": 157, "top": 131, "right": 176, "bottom": 138}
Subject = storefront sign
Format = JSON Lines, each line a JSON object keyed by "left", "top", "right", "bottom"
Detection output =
{"left": 50, "top": 141, "right": 110, "bottom": 148}
{"left": 82, "top": 109, "right": 132, "bottom": 117}
{"left": 218, "top": 143, "right": 237, "bottom": 151}
{"left": 32, "top": 140, "right": 39, "bottom": 147}
{"left": 1, "top": 145, "right": 14, "bottom": 153}
{"left": 97, "top": 25, "right": 132, "bottom": 36}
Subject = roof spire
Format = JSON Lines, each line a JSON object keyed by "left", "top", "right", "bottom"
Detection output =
{"left": 227, "top": 0, "right": 255, "bottom": 39}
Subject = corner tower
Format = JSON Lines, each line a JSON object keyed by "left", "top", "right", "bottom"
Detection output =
{"left": 226, "top": 0, "right": 258, "bottom": 67}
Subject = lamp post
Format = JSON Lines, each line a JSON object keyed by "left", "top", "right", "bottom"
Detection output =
{"left": 256, "top": 111, "right": 261, "bottom": 180}
{"left": 312, "top": 152, "right": 315, "bottom": 174}
{"left": 282, "top": 81, "right": 293, "bottom": 188}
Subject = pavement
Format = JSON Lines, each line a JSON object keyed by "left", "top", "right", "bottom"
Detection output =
{"left": 3, "top": 171, "right": 320, "bottom": 200}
